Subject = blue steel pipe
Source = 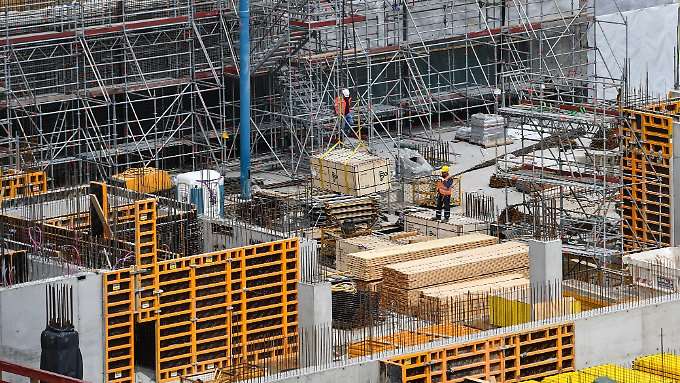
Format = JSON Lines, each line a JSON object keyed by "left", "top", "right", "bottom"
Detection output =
{"left": 239, "top": 0, "right": 251, "bottom": 199}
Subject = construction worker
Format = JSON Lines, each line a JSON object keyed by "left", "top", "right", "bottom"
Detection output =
{"left": 334, "top": 88, "right": 353, "bottom": 139}
{"left": 435, "top": 165, "right": 453, "bottom": 221}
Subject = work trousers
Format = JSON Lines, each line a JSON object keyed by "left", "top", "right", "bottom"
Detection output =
{"left": 435, "top": 194, "right": 451, "bottom": 220}
{"left": 343, "top": 112, "right": 354, "bottom": 137}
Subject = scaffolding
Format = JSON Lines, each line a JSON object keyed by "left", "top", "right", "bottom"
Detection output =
{"left": 1, "top": 0, "right": 625, "bottom": 183}
{"left": 490, "top": 0, "right": 627, "bottom": 267}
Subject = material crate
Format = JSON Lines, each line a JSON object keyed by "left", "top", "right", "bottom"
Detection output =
{"left": 310, "top": 148, "right": 390, "bottom": 196}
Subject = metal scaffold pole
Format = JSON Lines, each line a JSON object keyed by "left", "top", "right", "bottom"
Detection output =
{"left": 239, "top": 0, "right": 251, "bottom": 199}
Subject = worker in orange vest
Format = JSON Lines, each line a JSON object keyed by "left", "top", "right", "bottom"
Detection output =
{"left": 435, "top": 165, "right": 453, "bottom": 221}
{"left": 334, "top": 88, "right": 353, "bottom": 139}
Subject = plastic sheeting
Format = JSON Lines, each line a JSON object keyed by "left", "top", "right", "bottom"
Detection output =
{"left": 40, "top": 326, "right": 84, "bottom": 379}
{"left": 591, "top": 4, "right": 679, "bottom": 99}
{"left": 595, "top": 0, "right": 676, "bottom": 16}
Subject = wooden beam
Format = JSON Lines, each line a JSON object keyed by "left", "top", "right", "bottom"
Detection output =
{"left": 89, "top": 194, "right": 112, "bottom": 240}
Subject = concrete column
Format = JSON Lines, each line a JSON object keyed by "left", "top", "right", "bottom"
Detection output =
{"left": 297, "top": 282, "right": 332, "bottom": 367}
{"left": 528, "top": 239, "right": 562, "bottom": 290}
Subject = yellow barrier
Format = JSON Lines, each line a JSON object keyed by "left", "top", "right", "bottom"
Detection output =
{"left": 489, "top": 295, "right": 581, "bottom": 327}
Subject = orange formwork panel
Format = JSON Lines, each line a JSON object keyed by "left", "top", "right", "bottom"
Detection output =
{"left": 385, "top": 323, "right": 574, "bottom": 383}
{"left": 0, "top": 169, "right": 47, "bottom": 202}
{"left": 103, "top": 270, "right": 135, "bottom": 383}
{"left": 154, "top": 238, "right": 300, "bottom": 383}
{"left": 103, "top": 219, "right": 300, "bottom": 383}
{"left": 134, "top": 199, "right": 159, "bottom": 322}
{"left": 621, "top": 107, "right": 674, "bottom": 250}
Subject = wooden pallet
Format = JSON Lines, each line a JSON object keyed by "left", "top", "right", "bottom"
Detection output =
{"left": 386, "top": 323, "right": 575, "bottom": 383}
{"left": 381, "top": 242, "right": 529, "bottom": 307}
{"left": 338, "top": 234, "right": 498, "bottom": 281}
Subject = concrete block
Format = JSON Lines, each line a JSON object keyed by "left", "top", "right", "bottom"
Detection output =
{"left": 528, "top": 239, "right": 562, "bottom": 289}
{"left": 297, "top": 282, "right": 332, "bottom": 368}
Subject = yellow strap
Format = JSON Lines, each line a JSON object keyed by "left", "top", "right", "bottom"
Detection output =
{"left": 319, "top": 141, "right": 341, "bottom": 190}
{"left": 355, "top": 99, "right": 361, "bottom": 143}
{"left": 343, "top": 145, "right": 363, "bottom": 195}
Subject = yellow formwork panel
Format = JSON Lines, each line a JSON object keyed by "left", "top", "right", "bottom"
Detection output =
{"left": 580, "top": 364, "right": 674, "bottom": 383}
{"left": 489, "top": 296, "right": 581, "bottom": 327}
{"left": 634, "top": 354, "right": 680, "bottom": 380}
{"left": 103, "top": 230, "right": 299, "bottom": 383}
{"left": 103, "top": 270, "right": 135, "bottom": 383}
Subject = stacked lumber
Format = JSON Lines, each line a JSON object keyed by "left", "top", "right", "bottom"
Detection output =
{"left": 418, "top": 273, "right": 529, "bottom": 323}
{"left": 337, "top": 233, "right": 498, "bottom": 281}
{"left": 335, "top": 232, "right": 434, "bottom": 268}
{"left": 388, "top": 231, "right": 434, "bottom": 245}
{"left": 335, "top": 235, "right": 395, "bottom": 268}
{"left": 381, "top": 241, "right": 529, "bottom": 308}
{"left": 405, "top": 210, "right": 489, "bottom": 238}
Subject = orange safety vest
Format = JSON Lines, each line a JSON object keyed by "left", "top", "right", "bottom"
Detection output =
{"left": 334, "top": 96, "right": 351, "bottom": 116}
{"left": 436, "top": 180, "right": 452, "bottom": 196}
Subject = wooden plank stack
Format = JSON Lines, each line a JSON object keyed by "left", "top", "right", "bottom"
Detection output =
{"left": 337, "top": 233, "right": 498, "bottom": 281}
{"left": 381, "top": 241, "right": 529, "bottom": 309}
{"left": 335, "top": 231, "right": 433, "bottom": 268}
{"left": 419, "top": 273, "right": 529, "bottom": 323}
{"left": 336, "top": 235, "right": 396, "bottom": 267}
{"left": 405, "top": 210, "right": 489, "bottom": 238}
{"left": 310, "top": 148, "right": 390, "bottom": 196}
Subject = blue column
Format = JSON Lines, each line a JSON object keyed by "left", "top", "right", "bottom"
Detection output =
{"left": 239, "top": 0, "right": 251, "bottom": 199}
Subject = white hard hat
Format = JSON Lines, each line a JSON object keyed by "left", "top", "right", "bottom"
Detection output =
{"left": 342, "top": 88, "right": 350, "bottom": 97}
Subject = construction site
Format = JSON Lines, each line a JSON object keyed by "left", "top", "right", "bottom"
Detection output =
{"left": 5, "top": 0, "right": 680, "bottom": 383}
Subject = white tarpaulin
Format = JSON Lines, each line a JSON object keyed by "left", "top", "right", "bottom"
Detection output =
{"left": 591, "top": 4, "right": 679, "bottom": 100}
{"left": 596, "top": 0, "right": 676, "bottom": 15}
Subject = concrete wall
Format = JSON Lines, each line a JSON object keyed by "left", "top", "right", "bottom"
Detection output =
{"left": 574, "top": 297, "right": 680, "bottom": 368}
{"left": 266, "top": 295, "right": 680, "bottom": 382}
{"left": 200, "top": 217, "right": 286, "bottom": 251}
{"left": 0, "top": 272, "right": 105, "bottom": 383}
